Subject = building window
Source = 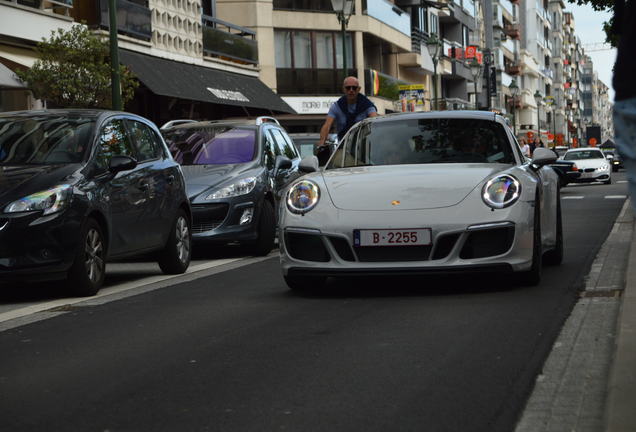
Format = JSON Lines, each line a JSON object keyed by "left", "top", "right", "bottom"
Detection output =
{"left": 430, "top": 14, "right": 439, "bottom": 35}
{"left": 273, "top": 0, "right": 335, "bottom": 12}
{"left": 274, "top": 30, "right": 353, "bottom": 69}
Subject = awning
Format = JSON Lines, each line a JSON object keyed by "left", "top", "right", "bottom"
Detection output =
{"left": 0, "top": 45, "right": 37, "bottom": 69}
{"left": 0, "top": 62, "right": 25, "bottom": 89}
{"left": 119, "top": 49, "right": 295, "bottom": 114}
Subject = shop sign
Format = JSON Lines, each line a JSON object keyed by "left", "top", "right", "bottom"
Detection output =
{"left": 398, "top": 84, "right": 426, "bottom": 112}
{"left": 207, "top": 87, "right": 250, "bottom": 102}
{"left": 281, "top": 96, "right": 340, "bottom": 114}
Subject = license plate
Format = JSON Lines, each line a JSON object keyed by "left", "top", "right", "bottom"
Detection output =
{"left": 354, "top": 228, "right": 431, "bottom": 247}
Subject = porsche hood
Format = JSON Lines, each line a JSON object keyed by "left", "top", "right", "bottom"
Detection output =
{"left": 321, "top": 164, "right": 508, "bottom": 210}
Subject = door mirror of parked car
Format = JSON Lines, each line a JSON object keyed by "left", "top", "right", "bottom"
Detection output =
{"left": 298, "top": 156, "right": 319, "bottom": 173}
{"left": 109, "top": 155, "right": 138, "bottom": 173}
{"left": 530, "top": 148, "right": 558, "bottom": 169}
{"left": 274, "top": 155, "right": 292, "bottom": 172}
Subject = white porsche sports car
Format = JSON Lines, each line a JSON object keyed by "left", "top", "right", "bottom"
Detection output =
{"left": 279, "top": 111, "right": 562, "bottom": 291}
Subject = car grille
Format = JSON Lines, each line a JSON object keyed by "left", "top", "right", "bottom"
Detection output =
{"left": 191, "top": 203, "right": 229, "bottom": 234}
{"left": 354, "top": 246, "right": 432, "bottom": 262}
{"left": 579, "top": 168, "right": 596, "bottom": 173}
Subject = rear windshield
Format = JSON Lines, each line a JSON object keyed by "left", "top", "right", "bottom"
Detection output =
{"left": 0, "top": 115, "right": 95, "bottom": 165}
{"left": 162, "top": 126, "right": 256, "bottom": 165}
{"left": 563, "top": 150, "right": 605, "bottom": 160}
{"left": 327, "top": 118, "right": 515, "bottom": 169}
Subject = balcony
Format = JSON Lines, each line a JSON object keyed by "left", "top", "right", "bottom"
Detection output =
{"left": 503, "top": 23, "right": 520, "bottom": 40}
{"left": 97, "top": 0, "right": 151, "bottom": 40}
{"left": 0, "top": 0, "right": 74, "bottom": 43}
{"left": 202, "top": 15, "right": 258, "bottom": 65}
{"left": 505, "top": 62, "right": 522, "bottom": 75}
{"left": 362, "top": 0, "right": 411, "bottom": 36}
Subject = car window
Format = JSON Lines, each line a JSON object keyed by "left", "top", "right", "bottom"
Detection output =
{"left": 327, "top": 118, "right": 516, "bottom": 168}
{"left": 127, "top": 120, "right": 163, "bottom": 161}
{"left": 94, "top": 119, "right": 136, "bottom": 170}
{"left": 563, "top": 150, "right": 605, "bottom": 160}
{"left": 162, "top": 126, "right": 256, "bottom": 165}
{"left": 0, "top": 116, "right": 94, "bottom": 165}
{"left": 276, "top": 129, "right": 300, "bottom": 159}
{"left": 263, "top": 129, "right": 277, "bottom": 169}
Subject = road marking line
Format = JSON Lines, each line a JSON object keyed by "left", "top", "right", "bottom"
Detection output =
{"left": 605, "top": 195, "right": 627, "bottom": 199}
{"left": 562, "top": 196, "right": 584, "bottom": 199}
{"left": 0, "top": 257, "right": 247, "bottom": 324}
{"left": 617, "top": 180, "right": 627, "bottom": 184}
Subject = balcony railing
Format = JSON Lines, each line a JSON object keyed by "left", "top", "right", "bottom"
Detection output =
{"left": 503, "top": 23, "right": 520, "bottom": 39}
{"left": 411, "top": 28, "right": 426, "bottom": 54}
{"left": 98, "top": 0, "right": 151, "bottom": 40}
{"left": 202, "top": 15, "right": 258, "bottom": 65}
{"left": 505, "top": 62, "right": 522, "bottom": 75}
{"left": 362, "top": 0, "right": 411, "bottom": 36}
{"left": 5, "top": 0, "right": 73, "bottom": 15}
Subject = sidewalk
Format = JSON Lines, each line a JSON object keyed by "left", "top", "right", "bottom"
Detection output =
{"left": 515, "top": 199, "right": 636, "bottom": 432}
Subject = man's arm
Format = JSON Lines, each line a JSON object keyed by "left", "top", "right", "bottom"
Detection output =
{"left": 318, "top": 116, "right": 335, "bottom": 146}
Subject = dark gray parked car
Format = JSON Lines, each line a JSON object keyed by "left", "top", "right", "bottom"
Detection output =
{"left": 0, "top": 110, "right": 192, "bottom": 296}
{"left": 162, "top": 117, "right": 301, "bottom": 255}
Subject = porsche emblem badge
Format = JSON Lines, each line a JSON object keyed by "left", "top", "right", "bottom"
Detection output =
{"left": 391, "top": 200, "right": 401, "bottom": 206}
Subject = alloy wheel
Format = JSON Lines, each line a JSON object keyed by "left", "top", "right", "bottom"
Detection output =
{"left": 175, "top": 216, "right": 191, "bottom": 263}
{"left": 84, "top": 228, "right": 104, "bottom": 284}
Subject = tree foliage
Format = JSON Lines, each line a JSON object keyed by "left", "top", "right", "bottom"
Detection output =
{"left": 16, "top": 25, "right": 138, "bottom": 109}
{"left": 565, "top": 0, "right": 617, "bottom": 45}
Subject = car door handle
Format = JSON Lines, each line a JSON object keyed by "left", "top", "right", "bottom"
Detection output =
{"left": 166, "top": 174, "right": 175, "bottom": 184}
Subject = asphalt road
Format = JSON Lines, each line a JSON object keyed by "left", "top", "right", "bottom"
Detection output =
{"left": 0, "top": 174, "right": 629, "bottom": 432}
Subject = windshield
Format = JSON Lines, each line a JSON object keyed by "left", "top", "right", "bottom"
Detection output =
{"left": 162, "top": 126, "right": 256, "bottom": 165}
{"left": 327, "top": 118, "right": 516, "bottom": 169}
{"left": 0, "top": 115, "right": 95, "bottom": 165}
{"left": 563, "top": 150, "right": 605, "bottom": 160}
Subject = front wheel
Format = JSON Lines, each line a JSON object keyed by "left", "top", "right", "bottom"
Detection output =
{"left": 68, "top": 218, "right": 106, "bottom": 296}
{"left": 544, "top": 190, "right": 563, "bottom": 266}
{"left": 249, "top": 200, "right": 276, "bottom": 256}
{"left": 158, "top": 209, "right": 191, "bottom": 274}
{"left": 604, "top": 177, "right": 612, "bottom": 185}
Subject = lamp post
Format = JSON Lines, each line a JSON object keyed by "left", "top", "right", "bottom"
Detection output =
{"left": 469, "top": 57, "right": 481, "bottom": 110}
{"left": 331, "top": 0, "right": 354, "bottom": 81}
{"left": 534, "top": 90, "right": 543, "bottom": 140}
{"left": 509, "top": 79, "right": 520, "bottom": 135}
{"left": 426, "top": 34, "right": 442, "bottom": 111}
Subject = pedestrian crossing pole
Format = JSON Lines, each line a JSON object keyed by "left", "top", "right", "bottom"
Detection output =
{"left": 108, "top": 0, "right": 122, "bottom": 111}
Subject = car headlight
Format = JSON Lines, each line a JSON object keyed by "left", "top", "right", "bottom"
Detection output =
{"left": 598, "top": 164, "right": 609, "bottom": 171}
{"left": 286, "top": 180, "right": 320, "bottom": 214}
{"left": 206, "top": 177, "right": 257, "bottom": 200}
{"left": 4, "top": 184, "right": 72, "bottom": 215}
{"left": 482, "top": 175, "right": 521, "bottom": 209}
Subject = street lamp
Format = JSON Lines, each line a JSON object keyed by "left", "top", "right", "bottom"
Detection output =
{"left": 509, "top": 79, "right": 520, "bottom": 135}
{"left": 534, "top": 90, "right": 543, "bottom": 139}
{"left": 331, "top": 0, "right": 355, "bottom": 81}
{"left": 426, "top": 34, "right": 442, "bottom": 110}
{"left": 469, "top": 57, "right": 481, "bottom": 110}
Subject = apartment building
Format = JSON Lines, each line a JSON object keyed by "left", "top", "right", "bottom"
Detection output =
{"left": 548, "top": 0, "right": 565, "bottom": 145}
{"left": 562, "top": 11, "right": 584, "bottom": 146}
{"left": 0, "top": 0, "right": 295, "bottom": 124}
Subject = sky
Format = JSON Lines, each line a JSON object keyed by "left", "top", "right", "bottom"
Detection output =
{"left": 565, "top": 2, "right": 616, "bottom": 101}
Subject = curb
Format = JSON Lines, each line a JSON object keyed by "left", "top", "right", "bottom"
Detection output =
{"left": 605, "top": 199, "right": 636, "bottom": 432}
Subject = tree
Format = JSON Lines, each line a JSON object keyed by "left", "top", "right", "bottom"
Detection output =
{"left": 566, "top": 0, "right": 618, "bottom": 45}
{"left": 16, "top": 25, "right": 138, "bottom": 109}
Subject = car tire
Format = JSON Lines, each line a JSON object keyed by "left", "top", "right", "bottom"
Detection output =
{"left": 604, "top": 177, "right": 612, "bottom": 185}
{"left": 284, "top": 274, "right": 326, "bottom": 292}
{"left": 516, "top": 197, "right": 542, "bottom": 286}
{"left": 249, "top": 200, "right": 276, "bottom": 256}
{"left": 157, "top": 209, "right": 191, "bottom": 274}
{"left": 544, "top": 191, "right": 563, "bottom": 266}
{"left": 67, "top": 218, "right": 106, "bottom": 297}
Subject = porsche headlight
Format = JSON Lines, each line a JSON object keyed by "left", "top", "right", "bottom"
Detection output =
{"left": 4, "top": 184, "right": 72, "bottom": 215}
{"left": 482, "top": 175, "right": 521, "bottom": 209}
{"left": 206, "top": 177, "right": 257, "bottom": 200}
{"left": 286, "top": 180, "right": 320, "bottom": 214}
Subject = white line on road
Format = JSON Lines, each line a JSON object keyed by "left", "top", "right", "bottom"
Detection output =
{"left": 0, "top": 257, "right": 248, "bottom": 325}
{"left": 617, "top": 180, "right": 627, "bottom": 184}
{"left": 605, "top": 195, "right": 628, "bottom": 199}
{"left": 562, "top": 196, "right": 584, "bottom": 199}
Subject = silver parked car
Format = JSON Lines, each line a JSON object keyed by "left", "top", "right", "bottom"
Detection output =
{"left": 279, "top": 111, "right": 563, "bottom": 291}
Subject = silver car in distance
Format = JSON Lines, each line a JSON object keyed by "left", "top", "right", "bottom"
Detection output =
{"left": 279, "top": 111, "right": 563, "bottom": 291}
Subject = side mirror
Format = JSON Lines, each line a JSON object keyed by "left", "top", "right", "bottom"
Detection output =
{"left": 299, "top": 156, "right": 319, "bottom": 173}
{"left": 109, "top": 155, "right": 137, "bottom": 173}
{"left": 274, "top": 155, "right": 292, "bottom": 172}
{"left": 530, "top": 147, "right": 557, "bottom": 169}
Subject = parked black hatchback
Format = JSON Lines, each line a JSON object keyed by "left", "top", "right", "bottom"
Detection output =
{"left": 161, "top": 117, "right": 301, "bottom": 255}
{"left": 0, "top": 110, "right": 192, "bottom": 296}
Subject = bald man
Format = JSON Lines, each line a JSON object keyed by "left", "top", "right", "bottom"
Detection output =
{"left": 317, "top": 76, "right": 378, "bottom": 148}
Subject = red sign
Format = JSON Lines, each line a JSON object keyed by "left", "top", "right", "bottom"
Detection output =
{"left": 588, "top": 137, "right": 598, "bottom": 146}
{"left": 527, "top": 131, "right": 535, "bottom": 139}
{"left": 476, "top": 52, "right": 483, "bottom": 64}
{"left": 548, "top": 133, "right": 555, "bottom": 141}
{"left": 556, "top": 134, "right": 564, "bottom": 145}
{"left": 465, "top": 46, "right": 478, "bottom": 59}
{"left": 573, "top": 137, "right": 579, "bottom": 147}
